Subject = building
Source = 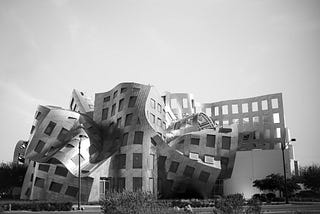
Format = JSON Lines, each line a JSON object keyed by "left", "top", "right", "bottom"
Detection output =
{"left": 15, "top": 82, "right": 297, "bottom": 201}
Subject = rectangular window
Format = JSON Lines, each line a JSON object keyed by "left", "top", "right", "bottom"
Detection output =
{"left": 133, "top": 177, "right": 142, "bottom": 191}
{"left": 49, "top": 182, "right": 63, "bottom": 193}
{"left": 273, "top": 113, "right": 280, "bottom": 123}
{"left": 254, "top": 131, "right": 260, "bottom": 140}
{"left": 169, "top": 161, "right": 179, "bottom": 173}
{"left": 252, "top": 102, "right": 258, "bottom": 112}
{"left": 149, "top": 178, "right": 154, "bottom": 193}
{"left": 113, "top": 90, "right": 118, "bottom": 99}
{"left": 223, "top": 120, "right": 229, "bottom": 125}
{"left": 118, "top": 98, "right": 124, "bottom": 112}
{"left": 243, "top": 117, "right": 249, "bottom": 124}
{"left": 35, "top": 111, "right": 41, "bottom": 120}
{"left": 214, "top": 106, "right": 219, "bottom": 116}
{"left": 253, "top": 116, "right": 259, "bottom": 124}
{"left": 149, "top": 154, "right": 155, "bottom": 169}
{"left": 117, "top": 177, "right": 125, "bottom": 192}
{"left": 34, "top": 177, "right": 45, "bottom": 188}
{"left": 117, "top": 117, "right": 122, "bottom": 128}
{"left": 264, "top": 129, "right": 271, "bottom": 139}
{"left": 157, "top": 103, "right": 162, "bottom": 113}
{"left": 222, "top": 136, "right": 231, "bottom": 150}
{"left": 128, "top": 96, "right": 137, "bottom": 108}
{"left": 199, "top": 171, "right": 210, "bottom": 183}
{"left": 232, "top": 104, "right": 239, "bottom": 114}
{"left": 157, "top": 118, "right": 162, "bottom": 127}
{"left": 262, "top": 100, "right": 268, "bottom": 110}
{"left": 34, "top": 140, "right": 45, "bottom": 153}
{"left": 133, "top": 131, "right": 143, "bottom": 144}
{"left": 122, "top": 133, "right": 128, "bottom": 146}
{"left": 120, "top": 87, "right": 127, "bottom": 93}
{"left": 162, "top": 122, "right": 166, "bottom": 129}
{"left": 182, "top": 98, "right": 188, "bottom": 108}
{"left": 102, "top": 108, "right": 108, "bottom": 120}
{"left": 158, "top": 156, "right": 167, "bottom": 168}
{"left": 44, "top": 121, "right": 56, "bottom": 136}
{"left": 111, "top": 104, "right": 116, "bottom": 116}
{"left": 183, "top": 165, "right": 195, "bottom": 178}
{"left": 222, "top": 105, "right": 228, "bottom": 115}
{"left": 151, "top": 114, "right": 155, "bottom": 123}
{"left": 38, "top": 164, "right": 50, "bottom": 172}
{"left": 242, "top": 103, "right": 248, "bottom": 113}
{"left": 65, "top": 186, "right": 78, "bottom": 197}
{"left": 104, "top": 96, "right": 110, "bottom": 102}
{"left": 170, "top": 99, "right": 178, "bottom": 109}
{"left": 55, "top": 166, "right": 68, "bottom": 177}
{"left": 204, "top": 155, "right": 215, "bottom": 164}
{"left": 206, "top": 135, "right": 215, "bottom": 148}
{"left": 133, "top": 153, "right": 142, "bottom": 169}
{"left": 232, "top": 119, "right": 239, "bottom": 124}
{"left": 189, "top": 152, "right": 199, "bottom": 160}
{"left": 150, "top": 99, "right": 156, "bottom": 109}
{"left": 57, "top": 128, "right": 69, "bottom": 142}
{"left": 271, "top": 98, "right": 279, "bottom": 109}
{"left": 30, "top": 125, "right": 35, "bottom": 134}
{"left": 125, "top": 114, "right": 133, "bottom": 126}
{"left": 190, "top": 138, "right": 200, "bottom": 145}
{"left": 275, "top": 128, "right": 281, "bottom": 138}
{"left": 205, "top": 108, "right": 211, "bottom": 116}
{"left": 115, "top": 154, "right": 126, "bottom": 169}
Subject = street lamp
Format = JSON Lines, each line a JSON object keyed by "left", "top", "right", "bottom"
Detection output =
{"left": 281, "top": 138, "right": 296, "bottom": 204}
{"left": 77, "top": 134, "right": 87, "bottom": 210}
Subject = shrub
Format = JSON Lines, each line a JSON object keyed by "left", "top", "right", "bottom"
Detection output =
{"left": 266, "top": 193, "right": 276, "bottom": 202}
{"left": 0, "top": 201, "right": 73, "bottom": 211}
{"left": 100, "top": 191, "right": 179, "bottom": 214}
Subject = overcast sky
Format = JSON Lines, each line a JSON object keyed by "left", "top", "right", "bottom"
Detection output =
{"left": 0, "top": 0, "right": 319, "bottom": 166}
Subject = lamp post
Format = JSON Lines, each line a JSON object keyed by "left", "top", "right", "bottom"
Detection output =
{"left": 77, "top": 134, "right": 87, "bottom": 210}
{"left": 281, "top": 138, "right": 296, "bottom": 204}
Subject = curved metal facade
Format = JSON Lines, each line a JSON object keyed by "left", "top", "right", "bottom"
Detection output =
{"left": 16, "top": 82, "right": 291, "bottom": 201}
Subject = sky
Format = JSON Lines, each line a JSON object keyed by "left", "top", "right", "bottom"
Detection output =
{"left": 0, "top": 0, "right": 319, "bottom": 166}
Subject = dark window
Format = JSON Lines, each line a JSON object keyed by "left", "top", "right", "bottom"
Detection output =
{"left": 150, "top": 99, "right": 156, "bottom": 109}
{"left": 169, "top": 161, "right": 179, "bottom": 173}
{"left": 115, "top": 118, "right": 121, "bottom": 128}
{"left": 178, "top": 139, "right": 184, "bottom": 144}
{"left": 30, "top": 125, "right": 35, "bottom": 134}
{"left": 117, "top": 177, "right": 125, "bottom": 192}
{"left": 55, "top": 166, "right": 68, "bottom": 177}
{"left": 25, "top": 188, "right": 31, "bottom": 196}
{"left": 133, "top": 153, "right": 142, "bottom": 169}
{"left": 30, "top": 173, "right": 33, "bottom": 182}
{"left": 35, "top": 111, "right": 41, "bottom": 120}
{"left": 49, "top": 182, "right": 63, "bottom": 193}
{"left": 222, "top": 136, "right": 231, "bottom": 150}
{"left": 70, "top": 98, "right": 74, "bottom": 109}
{"left": 65, "top": 186, "right": 78, "bottom": 197}
{"left": 102, "top": 108, "right": 108, "bottom": 120}
{"left": 243, "top": 134, "right": 250, "bottom": 141}
{"left": 104, "top": 96, "right": 110, "bottom": 102}
{"left": 133, "top": 177, "right": 142, "bottom": 191}
{"left": 128, "top": 96, "right": 137, "bottom": 108}
{"left": 191, "top": 138, "right": 200, "bottom": 145}
{"left": 57, "top": 128, "right": 69, "bottom": 142}
{"left": 44, "top": 121, "right": 56, "bottom": 136}
{"left": 114, "top": 154, "right": 126, "bottom": 169}
{"left": 73, "top": 104, "right": 77, "bottom": 111}
{"left": 221, "top": 157, "right": 229, "bottom": 173}
{"left": 113, "top": 90, "right": 118, "bottom": 99}
{"left": 206, "top": 135, "right": 216, "bottom": 148}
{"left": 158, "top": 156, "right": 167, "bottom": 168}
{"left": 133, "top": 131, "right": 143, "bottom": 144}
{"left": 199, "top": 171, "right": 210, "bottom": 183}
{"left": 120, "top": 87, "right": 127, "bottom": 93}
{"left": 34, "top": 140, "right": 45, "bottom": 153}
{"left": 38, "top": 164, "right": 50, "bottom": 172}
{"left": 122, "top": 133, "right": 128, "bottom": 146}
{"left": 157, "top": 103, "right": 162, "bottom": 113}
{"left": 34, "top": 177, "right": 45, "bottom": 188}
{"left": 111, "top": 104, "right": 116, "bottom": 116}
{"left": 118, "top": 98, "right": 124, "bottom": 112}
{"left": 183, "top": 165, "right": 195, "bottom": 178}
{"left": 125, "top": 114, "right": 133, "bottom": 126}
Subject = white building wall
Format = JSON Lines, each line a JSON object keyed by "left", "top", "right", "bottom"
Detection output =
{"left": 224, "top": 149, "right": 291, "bottom": 199}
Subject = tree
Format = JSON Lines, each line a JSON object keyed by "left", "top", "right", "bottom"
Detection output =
{"left": 253, "top": 173, "right": 300, "bottom": 197}
{"left": 300, "top": 164, "right": 320, "bottom": 192}
{"left": 0, "top": 162, "right": 27, "bottom": 199}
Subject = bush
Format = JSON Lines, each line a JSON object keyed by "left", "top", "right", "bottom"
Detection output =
{"left": 266, "top": 193, "right": 276, "bottom": 202}
{"left": 0, "top": 201, "right": 73, "bottom": 211}
{"left": 100, "top": 191, "right": 180, "bottom": 214}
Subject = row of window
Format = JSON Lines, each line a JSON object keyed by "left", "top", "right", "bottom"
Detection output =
{"left": 241, "top": 127, "right": 282, "bottom": 141}
{"left": 149, "top": 113, "right": 166, "bottom": 129}
{"left": 100, "top": 177, "right": 144, "bottom": 192}
{"left": 206, "top": 98, "right": 279, "bottom": 117}
{"left": 37, "top": 164, "right": 69, "bottom": 177}
{"left": 113, "top": 153, "right": 143, "bottom": 169}
{"left": 103, "top": 87, "right": 140, "bottom": 103}
{"left": 170, "top": 98, "right": 190, "bottom": 109}
{"left": 33, "top": 177, "right": 78, "bottom": 197}
{"left": 167, "top": 161, "right": 210, "bottom": 183}
{"left": 217, "top": 113, "right": 281, "bottom": 126}
{"left": 150, "top": 98, "right": 165, "bottom": 114}
{"left": 188, "top": 136, "right": 231, "bottom": 150}
{"left": 102, "top": 96, "right": 137, "bottom": 121}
